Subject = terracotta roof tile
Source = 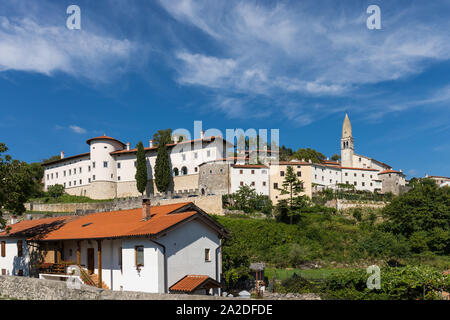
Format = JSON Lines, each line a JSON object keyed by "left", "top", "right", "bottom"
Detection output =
{"left": 0, "top": 216, "right": 75, "bottom": 238}
{"left": 35, "top": 202, "right": 194, "bottom": 241}
{"left": 86, "top": 135, "right": 126, "bottom": 147}
{"left": 169, "top": 275, "right": 211, "bottom": 292}
{"left": 379, "top": 169, "right": 404, "bottom": 174}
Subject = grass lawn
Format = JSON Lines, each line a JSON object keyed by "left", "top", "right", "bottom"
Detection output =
{"left": 265, "top": 267, "right": 349, "bottom": 281}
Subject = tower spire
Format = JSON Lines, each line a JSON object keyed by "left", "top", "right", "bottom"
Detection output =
{"left": 341, "top": 113, "right": 354, "bottom": 167}
{"left": 342, "top": 113, "right": 352, "bottom": 139}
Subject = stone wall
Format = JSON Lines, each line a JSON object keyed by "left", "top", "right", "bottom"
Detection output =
{"left": 24, "top": 194, "right": 223, "bottom": 216}
{"left": 0, "top": 275, "right": 233, "bottom": 300}
{"left": 324, "top": 199, "right": 387, "bottom": 210}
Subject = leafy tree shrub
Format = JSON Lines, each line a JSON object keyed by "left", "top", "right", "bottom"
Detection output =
{"left": 279, "top": 273, "right": 315, "bottom": 293}
{"left": 135, "top": 141, "right": 148, "bottom": 195}
{"left": 223, "top": 185, "right": 272, "bottom": 215}
{"left": 322, "top": 265, "right": 450, "bottom": 300}
{"left": 47, "top": 184, "right": 65, "bottom": 198}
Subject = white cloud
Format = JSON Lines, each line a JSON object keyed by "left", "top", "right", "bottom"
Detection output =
{"left": 69, "top": 125, "right": 87, "bottom": 134}
{"left": 160, "top": 0, "right": 450, "bottom": 119}
{"left": 0, "top": 16, "right": 136, "bottom": 82}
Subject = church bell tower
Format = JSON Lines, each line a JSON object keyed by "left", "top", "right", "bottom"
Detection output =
{"left": 341, "top": 114, "right": 354, "bottom": 167}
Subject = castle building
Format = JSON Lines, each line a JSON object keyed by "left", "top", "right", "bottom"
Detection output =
{"left": 43, "top": 134, "right": 234, "bottom": 199}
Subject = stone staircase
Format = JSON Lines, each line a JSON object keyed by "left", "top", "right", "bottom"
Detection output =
{"left": 87, "top": 273, "right": 109, "bottom": 290}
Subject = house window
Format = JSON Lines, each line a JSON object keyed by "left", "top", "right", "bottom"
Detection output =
{"left": 56, "top": 172, "right": 58, "bottom": 179}
{"left": 354, "top": 173, "right": 357, "bottom": 177}
{"left": 182, "top": 154, "right": 186, "bottom": 161}
{"left": 93, "top": 175, "right": 96, "bottom": 181}
{"left": 251, "top": 170, "right": 255, "bottom": 174}
{"left": 134, "top": 161, "right": 137, "bottom": 168}
{"left": 263, "top": 181, "right": 266, "bottom": 186}
{"left": 195, "top": 167, "right": 198, "bottom": 173}
{"left": 17, "top": 240, "right": 23, "bottom": 257}
{"left": 240, "top": 181, "right": 244, "bottom": 186}
{"left": 117, "top": 162, "right": 121, "bottom": 169}
{"left": 362, "top": 182, "right": 365, "bottom": 186}
{"left": 92, "top": 162, "right": 96, "bottom": 168}
{"left": 274, "top": 183, "right": 278, "bottom": 189}
{"left": 205, "top": 249, "right": 211, "bottom": 262}
{"left": 88, "top": 178, "right": 91, "bottom": 183}
{"left": 111, "top": 174, "right": 113, "bottom": 179}
{"left": 194, "top": 152, "right": 198, "bottom": 159}
{"left": 69, "top": 181, "right": 72, "bottom": 186}
{"left": 362, "top": 174, "right": 364, "bottom": 177}
{"left": 1, "top": 241, "right": 5, "bottom": 257}
{"left": 280, "top": 171, "right": 284, "bottom": 177}
{"left": 354, "top": 181, "right": 357, "bottom": 186}
{"left": 17, "top": 269, "right": 23, "bottom": 276}
{"left": 251, "top": 181, "right": 255, "bottom": 186}
{"left": 69, "top": 169, "right": 71, "bottom": 176}
{"left": 240, "top": 170, "right": 243, "bottom": 174}
{"left": 297, "top": 172, "right": 302, "bottom": 177}
{"left": 64, "top": 171, "right": 66, "bottom": 177}
{"left": 103, "top": 161, "right": 108, "bottom": 168}
{"left": 345, "top": 172, "right": 348, "bottom": 176}
{"left": 79, "top": 167, "right": 82, "bottom": 174}
{"left": 118, "top": 176, "right": 121, "bottom": 181}
{"left": 74, "top": 180, "right": 76, "bottom": 186}
{"left": 64, "top": 182, "right": 66, "bottom": 187}
{"left": 135, "top": 246, "right": 144, "bottom": 267}
{"left": 207, "top": 150, "right": 211, "bottom": 157}
{"left": 88, "top": 166, "right": 91, "bottom": 172}
{"left": 46, "top": 174, "right": 49, "bottom": 180}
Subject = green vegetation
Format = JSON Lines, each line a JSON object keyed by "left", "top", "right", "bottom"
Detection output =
{"left": 312, "top": 187, "right": 394, "bottom": 205}
{"left": 223, "top": 185, "right": 272, "bottom": 215}
{"left": 1, "top": 143, "right": 44, "bottom": 226}
{"left": 216, "top": 179, "right": 450, "bottom": 299}
{"left": 322, "top": 265, "right": 450, "bottom": 300}
{"left": 153, "top": 129, "right": 173, "bottom": 194}
{"left": 291, "top": 148, "right": 326, "bottom": 163}
{"left": 135, "top": 141, "right": 148, "bottom": 195}
{"left": 30, "top": 193, "right": 112, "bottom": 204}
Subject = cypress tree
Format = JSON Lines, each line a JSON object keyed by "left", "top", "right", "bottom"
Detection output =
{"left": 154, "top": 140, "right": 172, "bottom": 194}
{"left": 135, "top": 141, "right": 148, "bottom": 195}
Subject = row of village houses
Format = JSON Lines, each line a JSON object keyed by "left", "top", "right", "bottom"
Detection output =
{"left": 41, "top": 132, "right": 408, "bottom": 203}
{"left": 0, "top": 200, "right": 228, "bottom": 295}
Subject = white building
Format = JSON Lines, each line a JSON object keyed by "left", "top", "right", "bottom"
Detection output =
{"left": 0, "top": 201, "right": 229, "bottom": 295}
{"left": 230, "top": 164, "right": 270, "bottom": 196}
{"left": 43, "top": 134, "right": 234, "bottom": 199}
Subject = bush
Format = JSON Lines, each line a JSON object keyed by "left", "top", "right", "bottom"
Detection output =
{"left": 322, "top": 265, "right": 450, "bottom": 300}
{"left": 47, "top": 184, "right": 65, "bottom": 198}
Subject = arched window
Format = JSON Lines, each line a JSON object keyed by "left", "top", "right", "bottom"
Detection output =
{"left": 181, "top": 166, "right": 188, "bottom": 175}
{"left": 173, "top": 168, "right": 179, "bottom": 176}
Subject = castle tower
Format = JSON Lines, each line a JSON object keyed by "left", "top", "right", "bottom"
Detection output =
{"left": 341, "top": 114, "right": 354, "bottom": 167}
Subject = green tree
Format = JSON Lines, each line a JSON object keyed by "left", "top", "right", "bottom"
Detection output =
{"left": 154, "top": 139, "right": 172, "bottom": 194}
{"left": 278, "top": 166, "right": 305, "bottom": 224}
{"left": 382, "top": 179, "right": 449, "bottom": 254}
{"left": 152, "top": 129, "right": 173, "bottom": 147}
{"left": 41, "top": 155, "right": 61, "bottom": 164}
{"left": 135, "top": 141, "right": 148, "bottom": 196}
{"left": 331, "top": 154, "right": 341, "bottom": 162}
{"left": 224, "top": 185, "right": 272, "bottom": 215}
{"left": 279, "top": 145, "right": 294, "bottom": 161}
{"left": 0, "top": 143, "right": 35, "bottom": 219}
{"left": 292, "top": 148, "right": 326, "bottom": 163}
{"left": 47, "top": 184, "right": 65, "bottom": 198}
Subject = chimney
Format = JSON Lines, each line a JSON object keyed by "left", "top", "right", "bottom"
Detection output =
{"left": 142, "top": 198, "right": 151, "bottom": 221}
{"left": 399, "top": 169, "right": 402, "bottom": 172}
{"left": 10, "top": 215, "right": 18, "bottom": 225}
{"left": 149, "top": 140, "right": 154, "bottom": 148}
{"left": 200, "top": 131, "right": 205, "bottom": 140}
{"left": 60, "top": 151, "right": 65, "bottom": 159}
{"left": 126, "top": 142, "right": 130, "bottom": 151}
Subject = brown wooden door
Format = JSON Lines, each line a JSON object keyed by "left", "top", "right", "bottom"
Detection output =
{"left": 87, "top": 248, "right": 95, "bottom": 274}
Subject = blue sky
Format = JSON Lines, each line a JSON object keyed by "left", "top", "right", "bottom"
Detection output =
{"left": 0, "top": 0, "right": 449, "bottom": 178}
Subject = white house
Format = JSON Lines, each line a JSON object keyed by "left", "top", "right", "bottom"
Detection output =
{"left": 0, "top": 201, "right": 229, "bottom": 295}
{"left": 230, "top": 164, "right": 270, "bottom": 196}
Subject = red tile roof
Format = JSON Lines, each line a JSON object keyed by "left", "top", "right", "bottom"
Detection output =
{"left": 42, "top": 153, "right": 90, "bottom": 166}
{"left": 111, "top": 136, "right": 233, "bottom": 155}
{"left": 169, "top": 275, "right": 221, "bottom": 292}
{"left": 34, "top": 202, "right": 196, "bottom": 241}
{"left": 0, "top": 216, "right": 75, "bottom": 238}
{"left": 340, "top": 166, "right": 379, "bottom": 171}
{"left": 379, "top": 169, "right": 404, "bottom": 175}
{"left": 232, "top": 164, "right": 269, "bottom": 169}
{"left": 86, "top": 136, "right": 126, "bottom": 147}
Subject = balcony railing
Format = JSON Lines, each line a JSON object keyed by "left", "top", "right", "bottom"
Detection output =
{"left": 37, "top": 261, "right": 77, "bottom": 275}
